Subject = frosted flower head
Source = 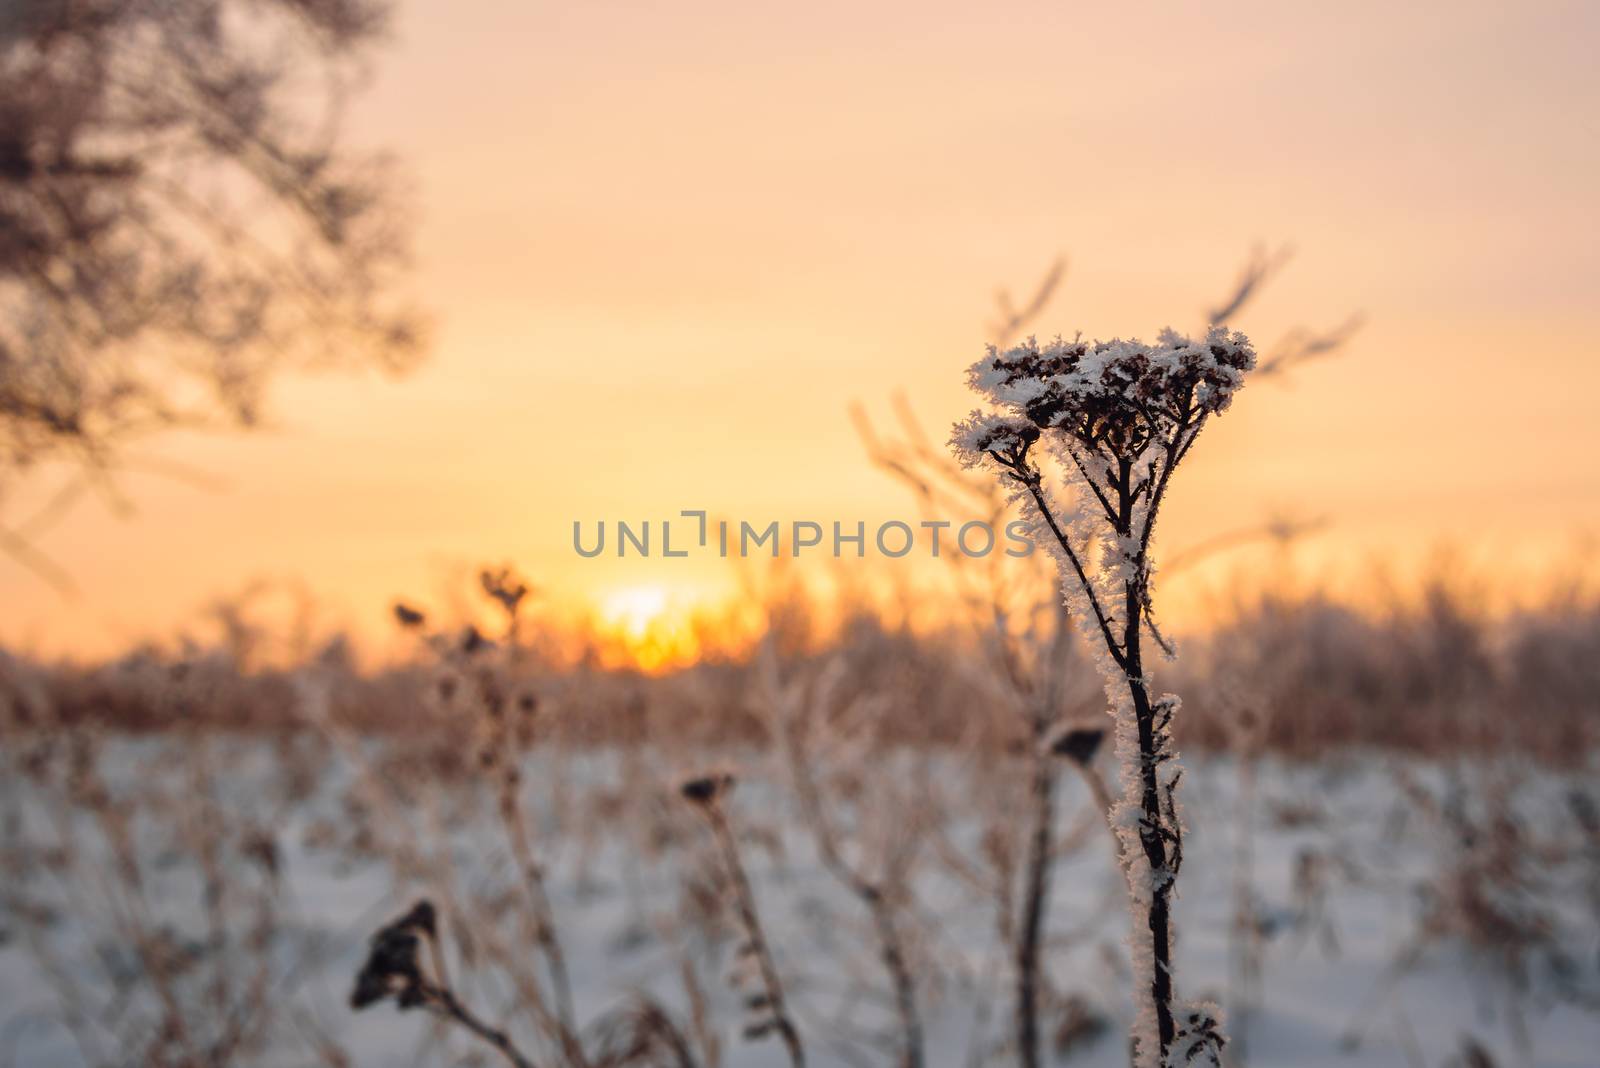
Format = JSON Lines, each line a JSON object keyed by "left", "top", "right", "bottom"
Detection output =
{"left": 949, "top": 410, "right": 1041, "bottom": 468}
{"left": 966, "top": 326, "right": 1255, "bottom": 459}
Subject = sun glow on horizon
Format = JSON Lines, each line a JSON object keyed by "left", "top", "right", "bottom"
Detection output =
{"left": 600, "top": 585, "right": 669, "bottom": 637}
{"left": 593, "top": 584, "right": 712, "bottom": 674}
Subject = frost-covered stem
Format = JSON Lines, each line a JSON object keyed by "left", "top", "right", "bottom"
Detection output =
{"left": 1015, "top": 709, "right": 1058, "bottom": 1068}
{"left": 1023, "top": 450, "right": 1186, "bottom": 1065}
{"left": 1115, "top": 450, "right": 1186, "bottom": 1066}
{"left": 1015, "top": 469, "right": 1124, "bottom": 669}
{"left": 703, "top": 804, "right": 805, "bottom": 1068}
{"left": 1123, "top": 590, "right": 1179, "bottom": 1061}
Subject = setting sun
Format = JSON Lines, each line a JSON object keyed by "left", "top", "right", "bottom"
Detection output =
{"left": 600, "top": 585, "right": 670, "bottom": 638}
{"left": 594, "top": 584, "right": 704, "bottom": 673}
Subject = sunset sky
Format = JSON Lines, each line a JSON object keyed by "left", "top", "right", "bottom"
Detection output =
{"left": 2, "top": 0, "right": 1597, "bottom": 659}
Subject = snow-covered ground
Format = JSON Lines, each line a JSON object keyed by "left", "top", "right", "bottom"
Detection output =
{"left": 2, "top": 740, "right": 1597, "bottom": 1067}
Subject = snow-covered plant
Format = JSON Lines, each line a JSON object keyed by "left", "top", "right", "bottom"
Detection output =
{"left": 952, "top": 325, "right": 1257, "bottom": 1067}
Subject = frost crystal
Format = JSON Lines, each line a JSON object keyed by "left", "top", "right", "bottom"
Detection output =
{"left": 949, "top": 410, "right": 1040, "bottom": 468}
{"left": 966, "top": 327, "right": 1255, "bottom": 455}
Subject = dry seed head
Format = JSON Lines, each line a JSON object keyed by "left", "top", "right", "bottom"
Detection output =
{"left": 479, "top": 565, "right": 533, "bottom": 617}
{"left": 681, "top": 772, "right": 736, "bottom": 806}
{"left": 459, "top": 624, "right": 492, "bottom": 657}
{"left": 396, "top": 899, "right": 437, "bottom": 937}
{"left": 349, "top": 899, "right": 437, "bottom": 1011}
{"left": 1050, "top": 724, "right": 1107, "bottom": 765}
{"left": 509, "top": 686, "right": 541, "bottom": 747}
{"left": 392, "top": 602, "right": 426, "bottom": 629}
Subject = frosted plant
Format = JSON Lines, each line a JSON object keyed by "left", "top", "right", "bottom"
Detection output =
{"left": 952, "top": 326, "right": 1256, "bottom": 1067}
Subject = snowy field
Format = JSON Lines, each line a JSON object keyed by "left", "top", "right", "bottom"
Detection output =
{"left": 2, "top": 738, "right": 1598, "bottom": 1068}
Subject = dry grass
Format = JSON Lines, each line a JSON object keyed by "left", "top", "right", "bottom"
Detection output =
{"left": 2, "top": 558, "right": 1598, "bottom": 1067}
{"left": 5, "top": 564, "right": 1595, "bottom": 765}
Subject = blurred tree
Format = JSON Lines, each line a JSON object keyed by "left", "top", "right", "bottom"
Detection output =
{"left": 0, "top": 0, "right": 422, "bottom": 579}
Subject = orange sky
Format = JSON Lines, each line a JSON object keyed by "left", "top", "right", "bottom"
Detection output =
{"left": 2, "top": 0, "right": 1597, "bottom": 659}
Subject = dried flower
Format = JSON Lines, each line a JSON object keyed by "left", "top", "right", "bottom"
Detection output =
{"left": 347, "top": 898, "right": 538, "bottom": 1068}
{"left": 1051, "top": 726, "right": 1106, "bottom": 765}
{"left": 392, "top": 602, "right": 427, "bottom": 629}
{"left": 681, "top": 773, "right": 735, "bottom": 805}
{"left": 479, "top": 566, "right": 532, "bottom": 618}
{"left": 350, "top": 900, "right": 436, "bottom": 1011}
{"left": 459, "top": 625, "right": 492, "bottom": 657}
